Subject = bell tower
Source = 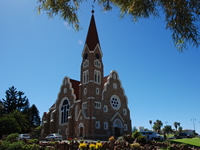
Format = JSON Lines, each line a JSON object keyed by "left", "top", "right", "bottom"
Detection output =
{"left": 79, "top": 10, "right": 104, "bottom": 138}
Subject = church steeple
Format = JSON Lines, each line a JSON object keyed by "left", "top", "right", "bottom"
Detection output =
{"left": 85, "top": 10, "right": 100, "bottom": 51}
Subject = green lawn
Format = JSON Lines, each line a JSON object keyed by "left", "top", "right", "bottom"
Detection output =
{"left": 170, "top": 138, "right": 200, "bottom": 147}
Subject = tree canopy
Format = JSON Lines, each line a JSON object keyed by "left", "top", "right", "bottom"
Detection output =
{"left": 2, "top": 86, "right": 29, "bottom": 114}
{"left": 0, "top": 86, "right": 41, "bottom": 135}
{"left": 37, "top": 0, "right": 200, "bottom": 51}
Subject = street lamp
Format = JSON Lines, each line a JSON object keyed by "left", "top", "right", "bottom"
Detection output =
{"left": 191, "top": 118, "right": 196, "bottom": 132}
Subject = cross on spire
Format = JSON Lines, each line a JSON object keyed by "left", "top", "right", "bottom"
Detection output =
{"left": 91, "top": 5, "right": 94, "bottom": 14}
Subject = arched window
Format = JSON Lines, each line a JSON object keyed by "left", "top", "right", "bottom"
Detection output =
{"left": 61, "top": 99, "right": 70, "bottom": 123}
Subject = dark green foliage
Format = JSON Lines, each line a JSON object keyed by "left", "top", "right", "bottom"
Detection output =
{"left": 2, "top": 86, "right": 29, "bottom": 114}
{"left": 153, "top": 120, "right": 163, "bottom": 133}
{"left": 0, "top": 110, "right": 30, "bottom": 135}
{"left": 167, "top": 145, "right": 176, "bottom": 150}
{"left": 29, "top": 104, "right": 41, "bottom": 127}
{"left": 1, "top": 140, "right": 24, "bottom": 150}
{"left": 31, "top": 126, "right": 41, "bottom": 139}
{"left": 163, "top": 125, "right": 173, "bottom": 135}
{"left": 6, "top": 133, "right": 19, "bottom": 142}
{"left": 37, "top": 0, "right": 200, "bottom": 51}
{"left": 131, "top": 131, "right": 142, "bottom": 139}
{"left": 137, "top": 135, "right": 146, "bottom": 144}
{"left": 0, "top": 117, "right": 20, "bottom": 135}
{"left": 23, "top": 144, "right": 40, "bottom": 150}
{"left": 28, "top": 139, "right": 39, "bottom": 144}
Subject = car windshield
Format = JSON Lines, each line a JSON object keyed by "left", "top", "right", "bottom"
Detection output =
{"left": 23, "top": 135, "right": 29, "bottom": 137}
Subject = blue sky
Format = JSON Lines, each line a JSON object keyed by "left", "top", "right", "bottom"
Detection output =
{"left": 0, "top": 0, "right": 200, "bottom": 134}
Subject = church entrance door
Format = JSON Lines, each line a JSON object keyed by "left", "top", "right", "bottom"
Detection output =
{"left": 114, "top": 127, "right": 120, "bottom": 137}
{"left": 80, "top": 127, "right": 83, "bottom": 137}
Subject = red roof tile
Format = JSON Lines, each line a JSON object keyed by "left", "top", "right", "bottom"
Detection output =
{"left": 70, "top": 79, "right": 80, "bottom": 100}
{"left": 103, "top": 75, "right": 109, "bottom": 84}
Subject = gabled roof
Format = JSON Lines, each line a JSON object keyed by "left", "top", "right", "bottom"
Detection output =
{"left": 70, "top": 79, "right": 80, "bottom": 100}
{"left": 85, "top": 13, "right": 100, "bottom": 51}
{"left": 103, "top": 75, "right": 109, "bottom": 84}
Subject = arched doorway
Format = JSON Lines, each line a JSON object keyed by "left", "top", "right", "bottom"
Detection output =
{"left": 78, "top": 123, "right": 84, "bottom": 137}
{"left": 113, "top": 119, "right": 123, "bottom": 137}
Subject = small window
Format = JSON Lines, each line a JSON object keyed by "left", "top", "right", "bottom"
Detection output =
{"left": 83, "top": 70, "right": 89, "bottom": 84}
{"left": 124, "top": 124, "right": 128, "bottom": 131}
{"left": 96, "top": 88, "right": 99, "bottom": 95}
{"left": 95, "top": 101, "right": 101, "bottom": 109}
{"left": 84, "top": 88, "right": 87, "bottom": 95}
{"left": 94, "top": 60, "right": 101, "bottom": 68}
{"left": 82, "top": 102, "right": 87, "bottom": 109}
{"left": 64, "top": 88, "right": 67, "bottom": 94}
{"left": 113, "top": 83, "right": 117, "bottom": 89}
{"left": 113, "top": 74, "right": 116, "bottom": 79}
{"left": 94, "top": 70, "right": 101, "bottom": 84}
{"left": 103, "top": 105, "right": 108, "bottom": 112}
{"left": 104, "top": 122, "right": 108, "bottom": 130}
{"left": 96, "top": 121, "right": 100, "bottom": 129}
{"left": 123, "top": 109, "right": 127, "bottom": 115}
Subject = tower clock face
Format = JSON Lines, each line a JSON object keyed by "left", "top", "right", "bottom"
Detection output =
{"left": 110, "top": 95, "right": 121, "bottom": 110}
{"left": 84, "top": 53, "right": 88, "bottom": 59}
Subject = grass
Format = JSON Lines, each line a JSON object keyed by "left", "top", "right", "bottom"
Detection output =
{"left": 170, "top": 138, "right": 200, "bottom": 147}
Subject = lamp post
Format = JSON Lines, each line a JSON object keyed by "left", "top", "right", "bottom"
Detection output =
{"left": 191, "top": 118, "right": 196, "bottom": 133}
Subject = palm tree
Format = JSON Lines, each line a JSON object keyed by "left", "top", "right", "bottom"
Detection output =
{"left": 174, "top": 122, "right": 178, "bottom": 131}
{"left": 10, "top": 110, "right": 30, "bottom": 133}
{"left": 149, "top": 120, "right": 152, "bottom": 130}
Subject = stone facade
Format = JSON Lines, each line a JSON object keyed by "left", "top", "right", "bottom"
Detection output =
{"left": 41, "top": 13, "right": 132, "bottom": 140}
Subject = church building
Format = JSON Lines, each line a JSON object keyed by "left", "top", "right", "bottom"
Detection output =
{"left": 41, "top": 11, "right": 132, "bottom": 140}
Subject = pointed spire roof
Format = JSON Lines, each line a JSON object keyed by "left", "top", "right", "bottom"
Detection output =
{"left": 85, "top": 11, "right": 100, "bottom": 51}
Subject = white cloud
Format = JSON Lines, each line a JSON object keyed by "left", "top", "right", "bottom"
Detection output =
{"left": 78, "top": 40, "right": 83, "bottom": 45}
{"left": 64, "top": 22, "right": 70, "bottom": 30}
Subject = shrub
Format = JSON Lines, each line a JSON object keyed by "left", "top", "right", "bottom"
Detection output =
{"left": 131, "top": 131, "right": 142, "bottom": 139}
{"left": 28, "top": 139, "right": 39, "bottom": 144}
{"left": 1, "top": 140, "right": 23, "bottom": 150}
{"left": 79, "top": 142, "right": 87, "bottom": 150}
{"left": 167, "top": 145, "right": 176, "bottom": 150}
{"left": 130, "top": 143, "right": 140, "bottom": 150}
{"left": 23, "top": 144, "right": 40, "bottom": 150}
{"left": 31, "top": 126, "right": 41, "bottom": 139}
{"left": 89, "top": 143, "right": 96, "bottom": 150}
{"left": 96, "top": 143, "right": 102, "bottom": 149}
{"left": 97, "top": 140, "right": 100, "bottom": 143}
{"left": 137, "top": 135, "right": 146, "bottom": 144}
{"left": 6, "top": 133, "right": 19, "bottom": 142}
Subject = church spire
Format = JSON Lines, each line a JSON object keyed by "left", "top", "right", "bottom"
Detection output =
{"left": 85, "top": 10, "right": 100, "bottom": 51}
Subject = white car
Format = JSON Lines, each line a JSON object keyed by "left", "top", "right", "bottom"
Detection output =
{"left": 19, "top": 134, "right": 30, "bottom": 140}
{"left": 140, "top": 131, "right": 164, "bottom": 140}
{"left": 45, "top": 133, "right": 63, "bottom": 141}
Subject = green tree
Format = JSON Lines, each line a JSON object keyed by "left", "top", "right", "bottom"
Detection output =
{"left": 174, "top": 122, "right": 178, "bottom": 131}
{"left": 0, "top": 110, "right": 30, "bottom": 135}
{"left": 29, "top": 104, "right": 41, "bottom": 127}
{"left": 153, "top": 120, "right": 163, "bottom": 133}
{"left": 2, "top": 86, "right": 29, "bottom": 114}
{"left": 178, "top": 126, "right": 183, "bottom": 133}
{"left": 149, "top": 120, "right": 152, "bottom": 129}
{"left": 32, "top": 126, "right": 41, "bottom": 139}
{"left": 37, "top": 0, "right": 200, "bottom": 51}
{"left": 163, "top": 125, "right": 173, "bottom": 135}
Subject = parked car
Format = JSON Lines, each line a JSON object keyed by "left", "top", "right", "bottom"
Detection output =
{"left": 169, "top": 133, "right": 192, "bottom": 139}
{"left": 45, "top": 133, "right": 63, "bottom": 141}
{"left": 140, "top": 131, "right": 164, "bottom": 140}
{"left": 175, "top": 133, "right": 192, "bottom": 139}
{"left": 19, "top": 134, "right": 30, "bottom": 140}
